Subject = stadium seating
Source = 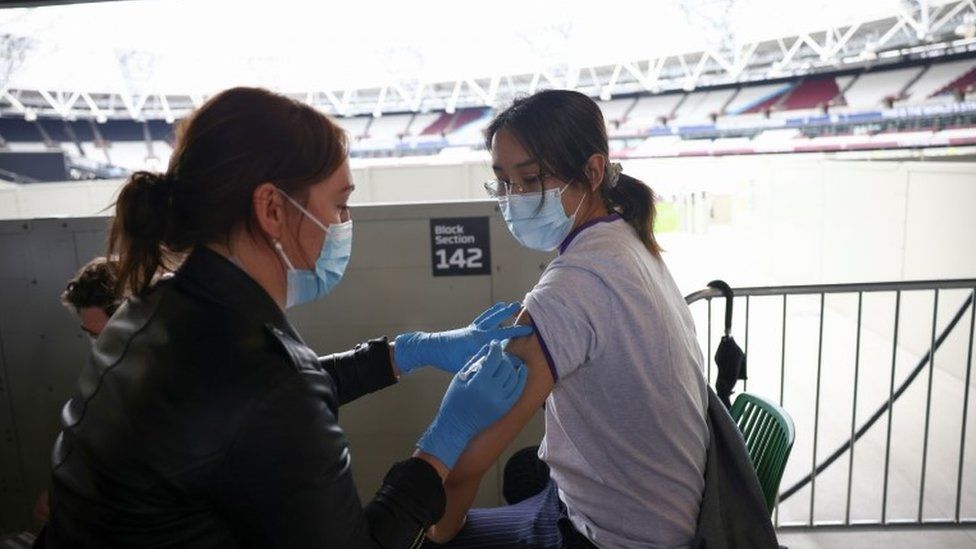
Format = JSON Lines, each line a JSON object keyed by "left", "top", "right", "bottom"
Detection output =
{"left": 834, "top": 66, "right": 922, "bottom": 111}
{"left": 405, "top": 113, "right": 442, "bottom": 136}
{"left": 365, "top": 113, "right": 413, "bottom": 140}
{"left": 419, "top": 111, "right": 456, "bottom": 136}
{"left": 3, "top": 56, "right": 976, "bottom": 181}
{"left": 337, "top": 116, "right": 370, "bottom": 141}
{"left": 618, "top": 93, "right": 685, "bottom": 133}
{"left": 672, "top": 88, "right": 737, "bottom": 126}
{"left": 600, "top": 98, "right": 636, "bottom": 128}
{"left": 723, "top": 82, "right": 791, "bottom": 115}
{"left": 937, "top": 64, "right": 976, "bottom": 97}
{"left": 106, "top": 141, "right": 152, "bottom": 171}
{"left": 446, "top": 110, "right": 492, "bottom": 146}
{"left": 778, "top": 77, "right": 840, "bottom": 110}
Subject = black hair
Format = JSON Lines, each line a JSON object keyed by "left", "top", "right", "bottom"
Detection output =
{"left": 485, "top": 89, "right": 661, "bottom": 255}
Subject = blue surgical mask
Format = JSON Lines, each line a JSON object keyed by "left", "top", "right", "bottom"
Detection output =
{"left": 498, "top": 184, "right": 586, "bottom": 251}
{"left": 274, "top": 189, "right": 353, "bottom": 308}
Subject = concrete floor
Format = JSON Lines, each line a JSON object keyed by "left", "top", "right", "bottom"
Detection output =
{"left": 777, "top": 527, "right": 976, "bottom": 548}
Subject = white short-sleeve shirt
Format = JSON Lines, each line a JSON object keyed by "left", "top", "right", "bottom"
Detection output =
{"left": 524, "top": 215, "right": 708, "bottom": 549}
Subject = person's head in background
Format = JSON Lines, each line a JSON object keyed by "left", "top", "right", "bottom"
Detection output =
{"left": 108, "top": 87, "right": 352, "bottom": 309}
{"left": 60, "top": 257, "right": 123, "bottom": 339}
{"left": 485, "top": 89, "right": 661, "bottom": 255}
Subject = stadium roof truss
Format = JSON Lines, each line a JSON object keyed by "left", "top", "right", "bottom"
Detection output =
{"left": 2, "top": 0, "right": 976, "bottom": 122}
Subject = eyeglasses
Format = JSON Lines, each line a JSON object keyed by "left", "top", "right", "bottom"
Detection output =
{"left": 483, "top": 173, "right": 556, "bottom": 198}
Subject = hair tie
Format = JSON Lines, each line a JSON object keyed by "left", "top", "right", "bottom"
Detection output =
{"left": 606, "top": 162, "right": 622, "bottom": 188}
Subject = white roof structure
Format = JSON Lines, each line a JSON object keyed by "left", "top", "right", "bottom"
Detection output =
{"left": 1, "top": 0, "right": 976, "bottom": 121}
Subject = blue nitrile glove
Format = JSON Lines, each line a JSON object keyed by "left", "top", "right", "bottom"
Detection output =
{"left": 417, "top": 341, "right": 528, "bottom": 470}
{"left": 394, "top": 302, "right": 534, "bottom": 375}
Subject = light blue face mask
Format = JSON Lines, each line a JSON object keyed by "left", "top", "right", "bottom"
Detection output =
{"left": 498, "top": 184, "right": 586, "bottom": 252}
{"left": 274, "top": 189, "right": 353, "bottom": 308}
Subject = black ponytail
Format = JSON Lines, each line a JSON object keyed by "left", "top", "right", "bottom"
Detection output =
{"left": 601, "top": 172, "right": 662, "bottom": 256}
{"left": 486, "top": 89, "right": 662, "bottom": 256}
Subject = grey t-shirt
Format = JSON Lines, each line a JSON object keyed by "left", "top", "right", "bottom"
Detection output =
{"left": 524, "top": 215, "right": 708, "bottom": 549}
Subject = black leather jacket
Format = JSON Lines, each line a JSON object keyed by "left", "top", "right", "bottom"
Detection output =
{"left": 39, "top": 247, "right": 445, "bottom": 548}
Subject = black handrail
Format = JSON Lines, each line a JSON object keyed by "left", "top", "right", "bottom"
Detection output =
{"left": 685, "top": 279, "right": 976, "bottom": 507}
{"left": 778, "top": 290, "right": 975, "bottom": 502}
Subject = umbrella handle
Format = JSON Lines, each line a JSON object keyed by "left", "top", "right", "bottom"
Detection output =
{"left": 707, "top": 280, "right": 734, "bottom": 336}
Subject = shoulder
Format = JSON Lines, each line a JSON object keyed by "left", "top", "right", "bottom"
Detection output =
{"left": 108, "top": 276, "right": 333, "bottom": 410}
{"left": 531, "top": 264, "right": 610, "bottom": 302}
{"left": 559, "top": 219, "right": 640, "bottom": 265}
{"left": 539, "top": 220, "right": 638, "bottom": 288}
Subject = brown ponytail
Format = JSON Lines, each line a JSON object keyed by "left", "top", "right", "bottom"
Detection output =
{"left": 108, "top": 87, "right": 348, "bottom": 296}
{"left": 109, "top": 171, "right": 178, "bottom": 296}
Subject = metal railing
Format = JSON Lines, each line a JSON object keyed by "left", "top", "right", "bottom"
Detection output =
{"left": 686, "top": 279, "right": 976, "bottom": 529}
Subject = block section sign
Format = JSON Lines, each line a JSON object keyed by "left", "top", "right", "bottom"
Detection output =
{"left": 430, "top": 217, "right": 491, "bottom": 277}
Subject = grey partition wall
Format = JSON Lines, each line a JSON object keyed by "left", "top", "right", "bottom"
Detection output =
{"left": 0, "top": 200, "right": 550, "bottom": 533}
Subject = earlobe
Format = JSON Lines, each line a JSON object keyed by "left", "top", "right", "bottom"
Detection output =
{"left": 587, "top": 154, "right": 606, "bottom": 193}
{"left": 252, "top": 182, "right": 284, "bottom": 240}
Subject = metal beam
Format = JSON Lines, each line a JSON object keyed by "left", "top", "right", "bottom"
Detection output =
{"left": 2, "top": 90, "right": 26, "bottom": 113}
{"left": 3, "top": 5, "right": 976, "bottom": 120}
{"left": 931, "top": 0, "right": 976, "bottom": 35}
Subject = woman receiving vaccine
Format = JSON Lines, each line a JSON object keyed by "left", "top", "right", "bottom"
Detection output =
{"left": 427, "top": 90, "right": 709, "bottom": 549}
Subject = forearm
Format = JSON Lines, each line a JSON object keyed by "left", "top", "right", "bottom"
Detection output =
{"left": 425, "top": 383, "right": 549, "bottom": 542}
{"left": 427, "top": 475, "right": 480, "bottom": 543}
{"left": 319, "top": 338, "right": 398, "bottom": 406}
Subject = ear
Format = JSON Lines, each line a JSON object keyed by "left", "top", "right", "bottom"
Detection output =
{"left": 584, "top": 153, "right": 607, "bottom": 193}
{"left": 252, "top": 182, "right": 286, "bottom": 241}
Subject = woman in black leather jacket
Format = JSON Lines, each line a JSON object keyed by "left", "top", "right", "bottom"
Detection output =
{"left": 36, "top": 87, "right": 529, "bottom": 548}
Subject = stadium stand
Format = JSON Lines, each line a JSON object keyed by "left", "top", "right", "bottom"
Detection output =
{"left": 337, "top": 116, "right": 370, "bottom": 141}
{"left": 618, "top": 93, "right": 685, "bottom": 133}
{"left": 446, "top": 109, "right": 492, "bottom": 146}
{"left": 405, "top": 112, "right": 442, "bottom": 136}
{"left": 834, "top": 66, "right": 923, "bottom": 111}
{"left": 600, "top": 97, "right": 637, "bottom": 129}
{"left": 722, "top": 82, "right": 791, "bottom": 115}
{"left": 3, "top": 55, "right": 976, "bottom": 181}
{"left": 778, "top": 76, "right": 841, "bottom": 110}
{"left": 895, "top": 58, "right": 976, "bottom": 105}
{"left": 672, "top": 88, "right": 737, "bottom": 126}
{"left": 938, "top": 64, "right": 976, "bottom": 97}
{"left": 365, "top": 113, "right": 413, "bottom": 140}
{"left": 419, "top": 111, "right": 456, "bottom": 135}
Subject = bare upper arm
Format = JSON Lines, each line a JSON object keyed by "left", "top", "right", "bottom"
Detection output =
{"left": 445, "top": 309, "right": 554, "bottom": 480}
{"left": 429, "top": 309, "right": 556, "bottom": 542}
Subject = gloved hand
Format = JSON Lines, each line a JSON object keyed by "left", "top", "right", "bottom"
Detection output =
{"left": 417, "top": 341, "right": 527, "bottom": 470}
{"left": 395, "top": 302, "right": 534, "bottom": 375}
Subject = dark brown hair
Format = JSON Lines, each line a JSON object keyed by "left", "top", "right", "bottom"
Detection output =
{"left": 485, "top": 89, "right": 661, "bottom": 255}
{"left": 61, "top": 256, "right": 123, "bottom": 316}
{"left": 109, "top": 87, "right": 348, "bottom": 295}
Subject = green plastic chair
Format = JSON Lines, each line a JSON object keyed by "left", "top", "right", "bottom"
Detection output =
{"left": 729, "top": 392, "right": 796, "bottom": 513}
